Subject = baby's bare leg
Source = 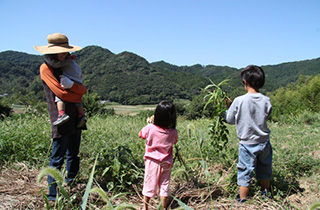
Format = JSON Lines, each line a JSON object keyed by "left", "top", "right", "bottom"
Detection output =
{"left": 57, "top": 100, "right": 65, "bottom": 112}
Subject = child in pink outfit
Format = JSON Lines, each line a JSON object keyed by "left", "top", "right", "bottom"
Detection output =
{"left": 139, "top": 100, "right": 178, "bottom": 210}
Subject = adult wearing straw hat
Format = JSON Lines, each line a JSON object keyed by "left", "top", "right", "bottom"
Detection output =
{"left": 35, "top": 33, "right": 87, "bottom": 201}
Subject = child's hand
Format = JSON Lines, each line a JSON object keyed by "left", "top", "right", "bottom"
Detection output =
{"left": 60, "top": 76, "right": 74, "bottom": 89}
{"left": 225, "top": 97, "right": 232, "bottom": 108}
{"left": 147, "top": 115, "right": 154, "bottom": 124}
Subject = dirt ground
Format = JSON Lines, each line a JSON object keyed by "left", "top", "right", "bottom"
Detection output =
{"left": 0, "top": 163, "right": 319, "bottom": 210}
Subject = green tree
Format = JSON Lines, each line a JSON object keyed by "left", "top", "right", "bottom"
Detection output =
{"left": 82, "top": 91, "right": 115, "bottom": 117}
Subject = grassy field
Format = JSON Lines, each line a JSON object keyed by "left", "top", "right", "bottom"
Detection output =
{"left": 0, "top": 109, "right": 320, "bottom": 209}
{"left": 104, "top": 103, "right": 156, "bottom": 115}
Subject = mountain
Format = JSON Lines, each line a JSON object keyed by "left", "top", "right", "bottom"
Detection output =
{"left": 1, "top": 46, "right": 320, "bottom": 104}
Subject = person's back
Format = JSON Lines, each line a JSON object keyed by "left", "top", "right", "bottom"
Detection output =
{"left": 139, "top": 100, "right": 178, "bottom": 210}
{"left": 225, "top": 65, "right": 273, "bottom": 203}
{"left": 225, "top": 92, "right": 271, "bottom": 144}
{"left": 62, "top": 58, "right": 82, "bottom": 84}
{"left": 140, "top": 123, "right": 178, "bottom": 164}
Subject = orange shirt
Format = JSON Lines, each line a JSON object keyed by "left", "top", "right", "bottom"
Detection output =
{"left": 40, "top": 63, "right": 87, "bottom": 103}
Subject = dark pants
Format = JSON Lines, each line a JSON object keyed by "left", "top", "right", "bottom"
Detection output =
{"left": 47, "top": 129, "right": 81, "bottom": 200}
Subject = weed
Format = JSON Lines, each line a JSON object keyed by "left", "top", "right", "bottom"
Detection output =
{"left": 203, "top": 79, "right": 231, "bottom": 163}
{"left": 1, "top": 107, "right": 320, "bottom": 209}
{"left": 96, "top": 145, "right": 144, "bottom": 192}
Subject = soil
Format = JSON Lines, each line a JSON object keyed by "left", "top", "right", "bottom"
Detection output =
{"left": 0, "top": 163, "right": 46, "bottom": 209}
{"left": 0, "top": 163, "right": 319, "bottom": 210}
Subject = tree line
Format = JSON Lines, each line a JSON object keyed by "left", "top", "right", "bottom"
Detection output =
{"left": 1, "top": 46, "right": 320, "bottom": 117}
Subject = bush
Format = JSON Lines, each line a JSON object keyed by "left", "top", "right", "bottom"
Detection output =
{"left": 83, "top": 91, "right": 115, "bottom": 117}
{"left": 270, "top": 74, "right": 320, "bottom": 121}
{"left": 95, "top": 145, "right": 144, "bottom": 192}
{"left": 184, "top": 93, "right": 214, "bottom": 120}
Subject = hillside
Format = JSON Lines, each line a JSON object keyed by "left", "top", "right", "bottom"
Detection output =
{"left": 1, "top": 46, "right": 320, "bottom": 104}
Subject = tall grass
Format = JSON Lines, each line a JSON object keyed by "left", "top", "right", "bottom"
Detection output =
{"left": 1, "top": 111, "right": 320, "bottom": 209}
{"left": 0, "top": 113, "right": 51, "bottom": 165}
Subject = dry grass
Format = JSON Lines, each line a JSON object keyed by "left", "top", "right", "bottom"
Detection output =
{"left": 0, "top": 162, "right": 46, "bottom": 210}
{"left": 2, "top": 162, "right": 318, "bottom": 210}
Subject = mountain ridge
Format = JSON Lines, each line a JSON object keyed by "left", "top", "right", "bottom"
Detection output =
{"left": 1, "top": 46, "right": 320, "bottom": 104}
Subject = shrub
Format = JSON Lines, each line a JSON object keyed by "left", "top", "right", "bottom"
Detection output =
{"left": 184, "top": 93, "right": 214, "bottom": 120}
{"left": 270, "top": 74, "right": 320, "bottom": 121}
{"left": 83, "top": 91, "right": 115, "bottom": 117}
{"left": 95, "top": 145, "right": 144, "bottom": 192}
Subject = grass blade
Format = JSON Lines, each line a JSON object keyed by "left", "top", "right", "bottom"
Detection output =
{"left": 80, "top": 154, "right": 98, "bottom": 210}
{"left": 171, "top": 195, "right": 194, "bottom": 210}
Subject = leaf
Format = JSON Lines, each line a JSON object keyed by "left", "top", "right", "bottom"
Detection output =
{"left": 80, "top": 154, "right": 98, "bottom": 210}
{"left": 40, "top": 189, "right": 50, "bottom": 210}
{"left": 113, "top": 158, "right": 121, "bottom": 173}
{"left": 102, "top": 166, "right": 111, "bottom": 176}
{"left": 90, "top": 187, "right": 109, "bottom": 203}
{"left": 200, "top": 160, "right": 210, "bottom": 178}
{"left": 114, "top": 204, "right": 137, "bottom": 210}
{"left": 57, "top": 182, "right": 70, "bottom": 200}
{"left": 170, "top": 195, "right": 194, "bottom": 210}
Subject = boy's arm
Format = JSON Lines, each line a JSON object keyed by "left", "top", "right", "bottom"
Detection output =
{"left": 40, "top": 63, "right": 86, "bottom": 103}
{"left": 225, "top": 100, "right": 236, "bottom": 124}
{"left": 266, "top": 100, "right": 272, "bottom": 119}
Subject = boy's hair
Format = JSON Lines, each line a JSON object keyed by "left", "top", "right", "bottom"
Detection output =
{"left": 240, "top": 65, "right": 265, "bottom": 90}
{"left": 154, "top": 100, "right": 177, "bottom": 129}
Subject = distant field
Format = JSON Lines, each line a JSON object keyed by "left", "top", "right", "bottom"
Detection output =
{"left": 104, "top": 104, "right": 156, "bottom": 115}
{"left": 11, "top": 104, "right": 27, "bottom": 113}
{"left": 11, "top": 103, "right": 156, "bottom": 116}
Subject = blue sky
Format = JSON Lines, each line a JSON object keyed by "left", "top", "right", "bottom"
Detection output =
{"left": 0, "top": 0, "right": 319, "bottom": 68}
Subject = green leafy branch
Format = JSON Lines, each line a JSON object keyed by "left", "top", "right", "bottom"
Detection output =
{"left": 203, "top": 79, "right": 230, "bottom": 155}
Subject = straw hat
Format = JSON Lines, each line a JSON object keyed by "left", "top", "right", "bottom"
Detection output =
{"left": 34, "top": 33, "right": 82, "bottom": 54}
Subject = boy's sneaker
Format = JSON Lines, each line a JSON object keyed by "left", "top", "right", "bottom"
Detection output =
{"left": 76, "top": 115, "right": 87, "bottom": 128}
{"left": 53, "top": 113, "right": 70, "bottom": 126}
{"left": 261, "top": 187, "right": 273, "bottom": 200}
{"left": 236, "top": 194, "right": 247, "bottom": 203}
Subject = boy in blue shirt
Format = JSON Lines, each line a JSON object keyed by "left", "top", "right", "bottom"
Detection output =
{"left": 225, "top": 65, "right": 273, "bottom": 202}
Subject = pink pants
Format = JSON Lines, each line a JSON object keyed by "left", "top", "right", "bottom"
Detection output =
{"left": 142, "top": 159, "right": 172, "bottom": 197}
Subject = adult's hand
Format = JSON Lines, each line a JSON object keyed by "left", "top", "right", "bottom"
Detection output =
{"left": 60, "top": 76, "right": 74, "bottom": 89}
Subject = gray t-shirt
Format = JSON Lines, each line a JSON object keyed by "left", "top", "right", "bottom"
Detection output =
{"left": 62, "top": 59, "right": 82, "bottom": 84}
{"left": 225, "top": 93, "right": 272, "bottom": 145}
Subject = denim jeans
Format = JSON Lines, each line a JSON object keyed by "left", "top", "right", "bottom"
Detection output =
{"left": 47, "top": 129, "right": 81, "bottom": 201}
{"left": 237, "top": 141, "right": 272, "bottom": 187}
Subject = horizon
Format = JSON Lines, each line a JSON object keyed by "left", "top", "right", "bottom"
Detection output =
{"left": 1, "top": 45, "right": 319, "bottom": 69}
{"left": 1, "top": 0, "right": 319, "bottom": 68}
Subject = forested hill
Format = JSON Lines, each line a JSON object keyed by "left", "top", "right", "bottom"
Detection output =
{"left": 1, "top": 46, "right": 320, "bottom": 104}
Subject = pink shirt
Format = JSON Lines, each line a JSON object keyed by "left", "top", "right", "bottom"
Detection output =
{"left": 139, "top": 124, "right": 178, "bottom": 165}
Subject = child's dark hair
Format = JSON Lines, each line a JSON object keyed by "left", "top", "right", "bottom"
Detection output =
{"left": 154, "top": 100, "right": 177, "bottom": 129}
{"left": 240, "top": 65, "right": 265, "bottom": 90}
